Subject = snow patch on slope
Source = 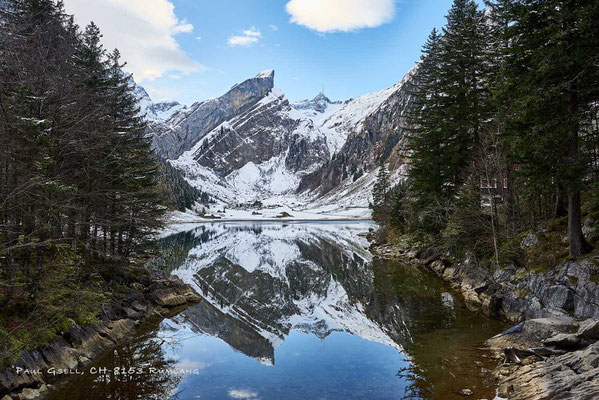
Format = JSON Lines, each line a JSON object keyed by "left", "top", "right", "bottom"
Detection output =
{"left": 227, "top": 157, "right": 300, "bottom": 198}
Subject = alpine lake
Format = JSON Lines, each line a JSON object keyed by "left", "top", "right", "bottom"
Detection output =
{"left": 48, "top": 222, "right": 507, "bottom": 400}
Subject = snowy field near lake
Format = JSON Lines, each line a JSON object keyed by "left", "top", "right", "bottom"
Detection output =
{"left": 161, "top": 205, "right": 373, "bottom": 238}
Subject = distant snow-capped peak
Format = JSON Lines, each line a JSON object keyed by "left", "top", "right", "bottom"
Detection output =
{"left": 134, "top": 85, "right": 186, "bottom": 123}
{"left": 292, "top": 92, "right": 344, "bottom": 116}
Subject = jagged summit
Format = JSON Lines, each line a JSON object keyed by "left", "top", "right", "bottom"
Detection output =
{"left": 255, "top": 69, "right": 275, "bottom": 79}
{"left": 230, "top": 69, "right": 275, "bottom": 93}
{"left": 313, "top": 92, "right": 330, "bottom": 103}
{"left": 143, "top": 66, "right": 419, "bottom": 213}
{"left": 147, "top": 70, "right": 278, "bottom": 159}
{"left": 291, "top": 92, "right": 343, "bottom": 115}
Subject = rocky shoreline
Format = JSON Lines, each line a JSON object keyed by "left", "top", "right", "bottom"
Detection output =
{"left": 0, "top": 270, "right": 201, "bottom": 400}
{"left": 487, "top": 317, "right": 599, "bottom": 399}
{"left": 370, "top": 242, "right": 599, "bottom": 399}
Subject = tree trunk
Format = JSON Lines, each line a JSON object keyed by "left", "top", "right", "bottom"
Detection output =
{"left": 567, "top": 85, "right": 591, "bottom": 257}
{"left": 553, "top": 185, "right": 567, "bottom": 218}
{"left": 2, "top": 251, "right": 16, "bottom": 308}
{"left": 568, "top": 189, "right": 589, "bottom": 256}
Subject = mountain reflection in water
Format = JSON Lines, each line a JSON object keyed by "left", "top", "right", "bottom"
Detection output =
{"left": 49, "top": 222, "right": 506, "bottom": 400}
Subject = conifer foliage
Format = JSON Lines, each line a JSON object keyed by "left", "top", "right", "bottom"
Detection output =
{"left": 495, "top": 0, "right": 599, "bottom": 256}
{"left": 371, "top": 164, "right": 390, "bottom": 223}
{"left": 376, "top": 0, "right": 599, "bottom": 259}
{"left": 0, "top": 0, "right": 167, "bottom": 306}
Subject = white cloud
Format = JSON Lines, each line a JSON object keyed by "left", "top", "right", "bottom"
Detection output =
{"left": 145, "top": 85, "right": 182, "bottom": 101}
{"left": 176, "top": 359, "right": 210, "bottom": 370}
{"left": 285, "top": 0, "right": 395, "bottom": 33}
{"left": 62, "top": 0, "right": 205, "bottom": 82}
{"left": 269, "top": 24, "right": 279, "bottom": 31}
{"left": 172, "top": 18, "right": 194, "bottom": 33}
{"left": 227, "top": 26, "right": 262, "bottom": 47}
{"left": 228, "top": 389, "right": 260, "bottom": 399}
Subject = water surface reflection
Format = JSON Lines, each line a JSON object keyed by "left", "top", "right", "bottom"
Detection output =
{"left": 50, "top": 222, "right": 506, "bottom": 400}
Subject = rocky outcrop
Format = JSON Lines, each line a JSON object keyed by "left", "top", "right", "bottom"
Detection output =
{"left": 0, "top": 272, "right": 201, "bottom": 400}
{"left": 375, "top": 246, "right": 599, "bottom": 324}
{"left": 494, "top": 258, "right": 599, "bottom": 321}
{"left": 486, "top": 318, "right": 599, "bottom": 400}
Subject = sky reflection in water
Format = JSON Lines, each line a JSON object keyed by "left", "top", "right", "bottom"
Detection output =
{"left": 49, "top": 222, "right": 507, "bottom": 400}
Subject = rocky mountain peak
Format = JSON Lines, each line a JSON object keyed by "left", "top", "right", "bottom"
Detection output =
{"left": 255, "top": 69, "right": 275, "bottom": 80}
{"left": 313, "top": 92, "right": 330, "bottom": 103}
{"left": 147, "top": 70, "right": 278, "bottom": 159}
{"left": 146, "top": 66, "right": 419, "bottom": 212}
{"left": 291, "top": 91, "right": 342, "bottom": 115}
{"left": 229, "top": 69, "right": 275, "bottom": 97}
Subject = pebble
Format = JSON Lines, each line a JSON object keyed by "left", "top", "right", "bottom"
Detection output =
{"left": 459, "top": 388, "right": 473, "bottom": 396}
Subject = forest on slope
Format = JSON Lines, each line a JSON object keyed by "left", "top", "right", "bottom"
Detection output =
{"left": 372, "top": 0, "right": 599, "bottom": 263}
{"left": 0, "top": 0, "right": 202, "bottom": 366}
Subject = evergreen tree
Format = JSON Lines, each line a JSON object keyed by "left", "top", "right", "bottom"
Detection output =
{"left": 388, "top": 182, "right": 409, "bottom": 232}
{"left": 104, "top": 49, "right": 165, "bottom": 256}
{"left": 406, "top": 0, "right": 489, "bottom": 234}
{"left": 438, "top": 0, "right": 489, "bottom": 181}
{"left": 157, "top": 158, "right": 209, "bottom": 212}
{"left": 496, "top": 0, "right": 599, "bottom": 256}
{"left": 0, "top": 0, "right": 169, "bottom": 309}
{"left": 407, "top": 29, "right": 448, "bottom": 208}
{"left": 371, "top": 164, "right": 390, "bottom": 222}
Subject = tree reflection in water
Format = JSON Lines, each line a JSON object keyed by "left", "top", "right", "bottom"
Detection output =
{"left": 48, "top": 223, "right": 508, "bottom": 400}
{"left": 48, "top": 328, "right": 183, "bottom": 400}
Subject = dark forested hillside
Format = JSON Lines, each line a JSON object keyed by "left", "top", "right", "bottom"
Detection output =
{"left": 158, "top": 157, "right": 209, "bottom": 212}
{"left": 0, "top": 0, "right": 175, "bottom": 365}
{"left": 373, "top": 0, "right": 599, "bottom": 261}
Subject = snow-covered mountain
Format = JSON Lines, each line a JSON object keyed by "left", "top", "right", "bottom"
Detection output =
{"left": 292, "top": 93, "right": 344, "bottom": 121}
{"left": 141, "top": 66, "right": 419, "bottom": 214}
{"left": 298, "top": 66, "right": 418, "bottom": 208}
{"left": 135, "top": 86, "right": 186, "bottom": 123}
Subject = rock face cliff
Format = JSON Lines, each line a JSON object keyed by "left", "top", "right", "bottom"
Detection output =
{"left": 297, "top": 66, "right": 418, "bottom": 207}
{"left": 147, "top": 70, "right": 277, "bottom": 160}
{"left": 188, "top": 86, "right": 329, "bottom": 177}
{"left": 142, "top": 66, "right": 419, "bottom": 210}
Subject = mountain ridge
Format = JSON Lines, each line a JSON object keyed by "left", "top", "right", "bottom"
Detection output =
{"left": 140, "top": 66, "right": 418, "bottom": 214}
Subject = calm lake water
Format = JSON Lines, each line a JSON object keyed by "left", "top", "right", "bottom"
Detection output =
{"left": 49, "top": 222, "right": 507, "bottom": 400}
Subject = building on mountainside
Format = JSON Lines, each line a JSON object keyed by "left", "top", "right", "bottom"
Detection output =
{"left": 480, "top": 178, "right": 508, "bottom": 207}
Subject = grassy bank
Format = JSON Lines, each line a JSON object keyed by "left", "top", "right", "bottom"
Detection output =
{"left": 0, "top": 247, "right": 153, "bottom": 370}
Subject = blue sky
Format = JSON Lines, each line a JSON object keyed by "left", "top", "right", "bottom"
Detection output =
{"left": 63, "top": 0, "right": 478, "bottom": 105}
